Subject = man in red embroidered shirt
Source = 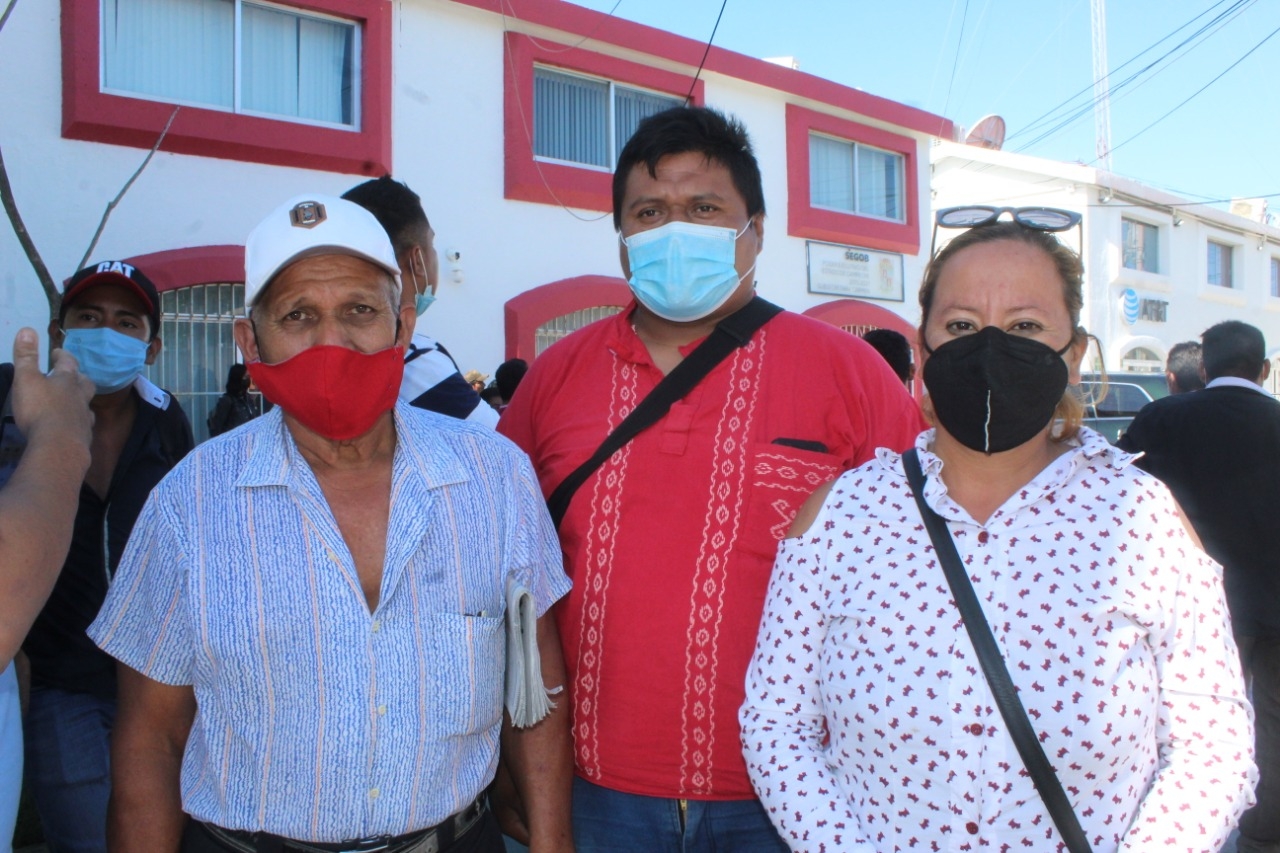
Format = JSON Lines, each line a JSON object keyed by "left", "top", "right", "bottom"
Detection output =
{"left": 498, "top": 106, "right": 924, "bottom": 851}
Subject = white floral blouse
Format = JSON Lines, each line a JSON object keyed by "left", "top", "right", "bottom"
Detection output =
{"left": 740, "top": 428, "right": 1256, "bottom": 853}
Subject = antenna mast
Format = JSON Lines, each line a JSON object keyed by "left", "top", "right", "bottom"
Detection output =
{"left": 1091, "top": 0, "right": 1113, "bottom": 176}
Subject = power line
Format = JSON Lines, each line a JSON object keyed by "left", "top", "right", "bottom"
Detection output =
{"left": 1007, "top": 0, "right": 1247, "bottom": 146}
{"left": 685, "top": 0, "right": 729, "bottom": 105}
{"left": 941, "top": 0, "right": 971, "bottom": 118}
{"left": 1085, "top": 20, "right": 1280, "bottom": 164}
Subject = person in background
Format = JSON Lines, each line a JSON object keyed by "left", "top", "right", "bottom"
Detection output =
{"left": 494, "top": 359, "right": 528, "bottom": 415}
{"left": 0, "top": 328, "right": 94, "bottom": 853}
{"left": 22, "top": 261, "right": 193, "bottom": 853}
{"left": 343, "top": 176, "right": 499, "bottom": 427}
{"left": 1165, "top": 340, "right": 1205, "bottom": 394}
{"left": 860, "top": 328, "right": 915, "bottom": 388}
{"left": 466, "top": 371, "right": 489, "bottom": 395}
{"left": 205, "top": 363, "right": 260, "bottom": 437}
{"left": 1119, "top": 320, "right": 1279, "bottom": 853}
{"left": 741, "top": 213, "right": 1256, "bottom": 852}
{"left": 91, "top": 194, "right": 572, "bottom": 853}
{"left": 499, "top": 105, "right": 923, "bottom": 852}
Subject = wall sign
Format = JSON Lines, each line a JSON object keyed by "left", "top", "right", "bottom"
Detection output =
{"left": 1120, "top": 287, "right": 1167, "bottom": 324}
{"left": 806, "top": 241, "right": 904, "bottom": 302}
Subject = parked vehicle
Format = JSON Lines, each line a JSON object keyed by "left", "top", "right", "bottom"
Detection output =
{"left": 1072, "top": 371, "right": 1169, "bottom": 444}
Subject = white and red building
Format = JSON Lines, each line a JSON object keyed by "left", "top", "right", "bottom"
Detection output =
{"left": 1, "top": 0, "right": 950, "bottom": 435}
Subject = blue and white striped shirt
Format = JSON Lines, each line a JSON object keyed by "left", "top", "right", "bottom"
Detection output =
{"left": 90, "top": 404, "right": 569, "bottom": 841}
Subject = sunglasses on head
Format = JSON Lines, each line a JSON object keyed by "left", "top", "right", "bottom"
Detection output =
{"left": 930, "top": 205, "right": 1082, "bottom": 256}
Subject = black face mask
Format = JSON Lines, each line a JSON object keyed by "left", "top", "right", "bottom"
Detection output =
{"left": 923, "top": 325, "right": 1072, "bottom": 454}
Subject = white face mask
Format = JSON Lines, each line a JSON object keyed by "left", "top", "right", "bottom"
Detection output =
{"left": 623, "top": 220, "right": 756, "bottom": 323}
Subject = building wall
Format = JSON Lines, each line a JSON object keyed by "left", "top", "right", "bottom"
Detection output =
{"left": 1, "top": 0, "right": 947, "bottom": 379}
{"left": 932, "top": 141, "right": 1280, "bottom": 376}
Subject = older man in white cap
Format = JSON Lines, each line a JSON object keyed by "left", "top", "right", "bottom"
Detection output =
{"left": 90, "top": 195, "right": 573, "bottom": 853}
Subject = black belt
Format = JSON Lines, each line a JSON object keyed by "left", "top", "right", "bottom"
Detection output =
{"left": 195, "top": 795, "right": 487, "bottom": 853}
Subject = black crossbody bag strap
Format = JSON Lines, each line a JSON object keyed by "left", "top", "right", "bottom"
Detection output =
{"left": 901, "top": 448, "right": 1094, "bottom": 853}
{"left": 546, "top": 296, "right": 783, "bottom": 530}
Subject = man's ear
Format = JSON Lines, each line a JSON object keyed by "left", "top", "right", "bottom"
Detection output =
{"left": 1261, "top": 359, "right": 1271, "bottom": 384}
{"left": 396, "top": 305, "right": 417, "bottom": 348}
{"left": 145, "top": 336, "right": 162, "bottom": 366}
{"left": 751, "top": 214, "right": 765, "bottom": 255}
{"left": 233, "top": 318, "right": 260, "bottom": 364}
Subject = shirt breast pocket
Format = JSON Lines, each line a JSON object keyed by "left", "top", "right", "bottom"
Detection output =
{"left": 740, "top": 442, "right": 843, "bottom": 562}
{"left": 425, "top": 612, "right": 506, "bottom": 737}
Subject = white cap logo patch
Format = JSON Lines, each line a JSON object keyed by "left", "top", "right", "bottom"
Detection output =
{"left": 289, "top": 201, "right": 326, "bottom": 229}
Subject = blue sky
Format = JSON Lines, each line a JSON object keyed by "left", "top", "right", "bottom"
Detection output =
{"left": 567, "top": 0, "right": 1279, "bottom": 209}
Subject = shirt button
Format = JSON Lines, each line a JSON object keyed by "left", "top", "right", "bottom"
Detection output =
{"left": 369, "top": 787, "right": 380, "bottom": 800}
{"left": 977, "top": 531, "right": 989, "bottom": 544}
{"left": 371, "top": 620, "right": 382, "bottom": 633}
{"left": 965, "top": 821, "right": 979, "bottom": 835}
{"left": 968, "top": 723, "right": 984, "bottom": 735}
{"left": 377, "top": 704, "right": 387, "bottom": 716}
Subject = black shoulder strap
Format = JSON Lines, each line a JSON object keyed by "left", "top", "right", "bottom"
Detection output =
{"left": 546, "top": 297, "right": 783, "bottom": 529}
{"left": 0, "top": 363, "right": 13, "bottom": 420}
{"left": 901, "top": 449, "right": 1094, "bottom": 853}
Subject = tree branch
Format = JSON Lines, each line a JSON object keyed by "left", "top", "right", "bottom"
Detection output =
{"left": 0, "top": 0, "right": 18, "bottom": 37}
{"left": 78, "top": 105, "right": 180, "bottom": 271}
{"left": 0, "top": 142, "right": 57, "bottom": 318}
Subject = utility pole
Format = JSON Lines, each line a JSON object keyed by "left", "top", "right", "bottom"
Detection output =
{"left": 1091, "top": 0, "right": 1113, "bottom": 177}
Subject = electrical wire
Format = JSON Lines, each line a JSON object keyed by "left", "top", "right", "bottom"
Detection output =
{"left": 1011, "top": 0, "right": 1256, "bottom": 152}
{"left": 685, "top": 0, "right": 729, "bottom": 105}
{"left": 1003, "top": 0, "right": 1244, "bottom": 145}
{"left": 941, "top": 0, "right": 971, "bottom": 118}
{"left": 1084, "top": 20, "right": 1280, "bottom": 165}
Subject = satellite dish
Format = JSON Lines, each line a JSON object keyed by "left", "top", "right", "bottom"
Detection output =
{"left": 964, "top": 115, "right": 1006, "bottom": 150}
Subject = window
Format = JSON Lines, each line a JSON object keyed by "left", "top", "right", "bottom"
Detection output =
{"left": 535, "top": 306, "right": 623, "bottom": 356}
{"left": 808, "top": 134, "right": 904, "bottom": 222}
{"left": 504, "top": 34, "right": 701, "bottom": 212}
{"left": 533, "top": 67, "right": 680, "bottom": 169}
{"left": 1208, "top": 241, "right": 1234, "bottom": 288}
{"left": 1121, "top": 218, "right": 1159, "bottom": 273}
{"left": 63, "top": 0, "right": 389, "bottom": 174}
{"left": 785, "top": 105, "right": 920, "bottom": 255}
{"left": 152, "top": 283, "right": 249, "bottom": 443}
{"left": 1272, "top": 257, "right": 1280, "bottom": 297}
{"left": 102, "top": 0, "right": 358, "bottom": 128}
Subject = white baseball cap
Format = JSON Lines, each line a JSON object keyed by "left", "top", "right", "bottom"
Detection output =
{"left": 244, "top": 193, "right": 401, "bottom": 306}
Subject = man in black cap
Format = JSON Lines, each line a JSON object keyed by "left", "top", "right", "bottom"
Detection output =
{"left": 20, "top": 260, "right": 193, "bottom": 853}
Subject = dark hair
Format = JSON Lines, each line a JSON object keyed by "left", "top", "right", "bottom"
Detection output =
{"left": 225, "top": 362, "right": 249, "bottom": 396}
{"left": 342, "top": 176, "right": 430, "bottom": 259}
{"left": 1165, "top": 341, "right": 1204, "bottom": 392}
{"left": 612, "top": 106, "right": 765, "bottom": 231}
{"left": 494, "top": 358, "right": 529, "bottom": 401}
{"left": 861, "top": 329, "right": 913, "bottom": 384}
{"left": 1201, "top": 320, "right": 1266, "bottom": 381}
{"left": 919, "top": 221, "right": 1087, "bottom": 440}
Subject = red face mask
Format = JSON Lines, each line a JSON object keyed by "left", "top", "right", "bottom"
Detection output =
{"left": 248, "top": 345, "right": 405, "bottom": 441}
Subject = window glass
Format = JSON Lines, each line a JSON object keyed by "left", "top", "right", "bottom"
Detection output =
{"left": 102, "top": 0, "right": 234, "bottom": 108}
{"left": 1271, "top": 257, "right": 1280, "bottom": 298}
{"left": 154, "top": 283, "right": 251, "bottom": 442}
{"left": 100, "top": 0, "right": 357, "bottom": 127}
{"left": 808, "top": 133, "right": 903, "bottom": 222}
{"left": 534, "top": 305, "right": 622, "bottom": 356}
{"left": 1208, "top": 241, "right": 1233, "bottom": 287}
{"left": 533, "top": 67, "right": 679, "bottom": 168}
{"left": 1121, "top": 218, "right": 1159, "bottom": 273}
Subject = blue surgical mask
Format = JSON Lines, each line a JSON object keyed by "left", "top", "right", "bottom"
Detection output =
{"left": 414, "top": 291, "right": 436, "bottom": 316}
{"left": 408, "top": 255, "right": 437, "bottom": 317}
{"left": 623, "top": 220, "right": 756, "bottom": 323}
{"left": 61, "top": 327, "right": 149, "bottom": 394}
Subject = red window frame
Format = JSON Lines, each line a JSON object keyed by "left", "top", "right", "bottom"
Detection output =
{"left": 61, "top": 0, "right": 391, "bottom": 176}
{"left": 503, "top": 33, "right": 704, "bottom": 213}
{"left": 786, "top": 104, "right": 920, "bottom": 255}
{"left": 504, "top": 275, "right": 631, "bottom": 362}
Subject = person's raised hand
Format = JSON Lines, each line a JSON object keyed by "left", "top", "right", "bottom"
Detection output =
{"left": 10, "top": 327, "right": 94, "bottom": 454}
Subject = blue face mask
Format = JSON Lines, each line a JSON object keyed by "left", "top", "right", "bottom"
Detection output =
{"left": 414, "top": 291, "right": 436, "bottom": 317}
{"left": 61, "top": 327, "right": 149, "bottom": 394}
{"left": 623, "top": 220, "right": 756, "bottom": 323}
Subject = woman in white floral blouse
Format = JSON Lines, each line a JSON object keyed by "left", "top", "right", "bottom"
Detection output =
{"left": 740, "top": 210, "right": 1257, "bottom": 853}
